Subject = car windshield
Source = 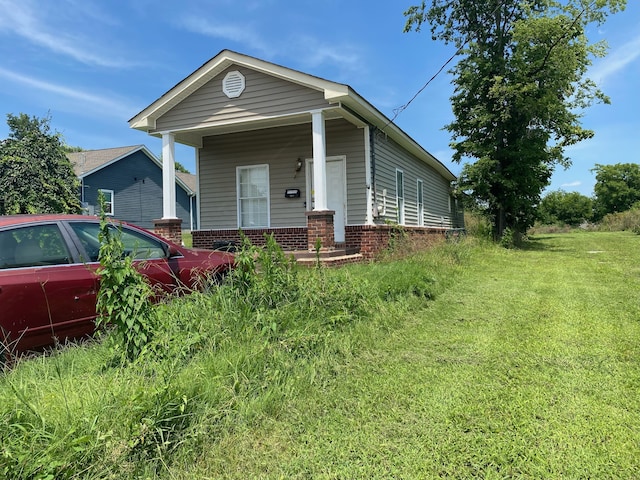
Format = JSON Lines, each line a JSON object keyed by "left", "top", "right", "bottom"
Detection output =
{"left": 68, "top": 222, "right": 167, "bottom": 262}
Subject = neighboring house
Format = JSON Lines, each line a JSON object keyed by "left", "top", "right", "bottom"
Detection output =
{"left": 68, "top": 145, "right": 197, "bottom": 231}
{"left": 129, "top": 50, "right": 463, "bottom": 259}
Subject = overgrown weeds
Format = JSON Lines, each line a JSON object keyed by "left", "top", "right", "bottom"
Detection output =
{"left": 96, "top": 210, "right": 156, "bottom": 363}
{"left": 0, "top": 233, "right": 467, "bottom": 478}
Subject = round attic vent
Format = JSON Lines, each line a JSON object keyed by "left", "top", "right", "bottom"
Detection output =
{"left": 223, "top": 70, "right": 245, "bottom": 98}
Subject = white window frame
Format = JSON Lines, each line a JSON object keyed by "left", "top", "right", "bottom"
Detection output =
{"left": 396, "top": 169, "right": 405, "bottom": 225}
{"left": 236, "top": 164, "right": 270, "bottom": 228}
{"left": 417, "top": 179, "right": 424, "bottom": 227}
{"left": 98, "top": 189, "right": 114, "bottom": 216}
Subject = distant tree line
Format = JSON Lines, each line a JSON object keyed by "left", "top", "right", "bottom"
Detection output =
{"left": 537, "top": 163, "right": 640, "bottom": 227}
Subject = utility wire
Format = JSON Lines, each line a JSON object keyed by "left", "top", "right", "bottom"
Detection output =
{"left": 382, "top": 0, "right": 507, "bottom": 133}
{"left": 385, "top": 0, "right": 595, "bottom": 134}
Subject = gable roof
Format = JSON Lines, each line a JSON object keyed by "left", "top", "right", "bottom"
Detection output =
{"left": 67, "top": 145, "right": 195, "bottom": 195}
{"left": 129, "top": 49, "right": 456, "bottom": 181}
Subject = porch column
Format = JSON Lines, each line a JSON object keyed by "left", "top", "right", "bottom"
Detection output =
{"left": 311, "top": 110, "right": 327, "bottom": 211}
{"left": 161, "top": 132, "right": 177, "bottom": 219}
{"left": 155, "top": 132, "right": 182, "bottom": 245}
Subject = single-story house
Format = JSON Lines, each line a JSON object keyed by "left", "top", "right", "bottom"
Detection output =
{"left": 129, "top": 50, "right": 463, "bottom": 260}
{"left": 68, "top": 145, "right": 197, "bottom": 231}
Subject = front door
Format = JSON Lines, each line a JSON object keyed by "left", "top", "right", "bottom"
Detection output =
{"left": 306, "top": 156, "right": 347, "bottom": 243}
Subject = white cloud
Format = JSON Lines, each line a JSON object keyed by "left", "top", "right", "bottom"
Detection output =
{"left": 561, "top": 181, "right": 582, "bottom": 188}
{"left": 179, "top": 16, "right": 272, "bottom": 56}
{"left": 0, "top": 67, "right": 137, "bottom": 120}
{"left": 590, "top": 33, "right": 640, "bottom": 85}
{"left": 0, "top": 0, "right": 134, "bottom": 68}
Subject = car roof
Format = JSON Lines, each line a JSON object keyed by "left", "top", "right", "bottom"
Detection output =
{"left": 0, "top": 214, "right": 101, "bottom": 228}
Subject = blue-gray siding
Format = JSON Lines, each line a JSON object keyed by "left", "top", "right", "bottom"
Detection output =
{"left": 81, "top": 150, "right": 194, "bottom": 230}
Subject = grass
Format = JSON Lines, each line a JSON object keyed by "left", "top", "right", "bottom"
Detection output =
{"left": 2, "top": 232, "right": 640, "bottom": 478}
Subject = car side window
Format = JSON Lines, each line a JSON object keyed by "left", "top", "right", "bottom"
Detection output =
{"left": 120, "top": 227, "right": 167, "bottom": 260}
{"left": 68, "top": 222, "right": 101, "bottom": 262}
{"left": 68, "top": 222, "right": 166, "bottom": 262}
{"left": 0, "top": 225, "right": 71, "bottom": 269}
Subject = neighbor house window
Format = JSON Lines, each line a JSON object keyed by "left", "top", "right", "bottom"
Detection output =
{"left": 98, "top": 189, "right": 114, "bottom": 216}
{"left": 237, "top": 165, "right": 269, "bottom": 228}
{"left": 396, "top": 169, "right": 405, "bottom": 225}
{"left": 417, "top": 179, "right": 424, "bottom": 226}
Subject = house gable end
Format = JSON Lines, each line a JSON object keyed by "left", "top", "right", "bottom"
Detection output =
{"left": 154, "top": 65, "right": 330, "bottom": 134}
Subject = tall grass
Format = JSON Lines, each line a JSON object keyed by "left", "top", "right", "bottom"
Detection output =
{"left": 0, "top": 234, "right": 460, "bottom": 479}
{"left": 596, "top": 206, "right": 640, "bottom": 232}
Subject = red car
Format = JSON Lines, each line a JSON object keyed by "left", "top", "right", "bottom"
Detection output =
{"left": 0, "top": 214, "right": 234, "bottom": 356}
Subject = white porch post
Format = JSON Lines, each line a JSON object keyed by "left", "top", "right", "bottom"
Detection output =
{"left": 311, "top": 110, "right": 328, "bottom": 211}
{"left": 364, "top": 125, "right": 374, "bottom": 225}
{"left": 161, "top": 132, "right": 177, "bottom": 219}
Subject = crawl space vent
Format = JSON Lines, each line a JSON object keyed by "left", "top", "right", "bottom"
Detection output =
{"left": 223, "top": 70, "right": 245, "bottom": 98}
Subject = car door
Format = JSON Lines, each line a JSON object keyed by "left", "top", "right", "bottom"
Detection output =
{"left": 0, "top": 223, "right": 98, "bottom": 352}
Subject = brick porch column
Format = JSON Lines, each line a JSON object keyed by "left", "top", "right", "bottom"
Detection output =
{"left": 306, "top": 210, "right": 335, "bottom": 251}
{"left": 154, "top": 218, "right": 183, "bottom": 245}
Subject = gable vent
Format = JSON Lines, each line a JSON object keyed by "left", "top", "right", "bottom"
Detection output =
{"left": 223, "top": 70, "right": 245, "bottom": 98}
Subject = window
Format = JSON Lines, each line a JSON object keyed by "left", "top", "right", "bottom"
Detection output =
{"left": 0, "top": 224, "right": 71, "bottom": 269}
{"left": 99, "top": 189, "right": 114, "bottom": 216}
{"left": 417, "top": 179, "right": 424, "bottom": 227}
{"left": 237, "top": 165, "right": 269, "bottom": 228}
{"left": 68, "top": 222, "right": 167, "bottom": 262}
{"left": 396, "top": 169, "right": 405, "bottom": 225}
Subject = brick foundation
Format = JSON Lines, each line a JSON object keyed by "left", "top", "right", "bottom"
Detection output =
{"left": 345, "top": 224, "right": 448, "bottom": 260}
{"left": 192, "top": 227, "right": 308, "bottom": 250}
{"left": 192, "top": 223, "right": 449, "bottom": 261}
{"left": 154, "top": 218, "right": 183, "bottom": 245}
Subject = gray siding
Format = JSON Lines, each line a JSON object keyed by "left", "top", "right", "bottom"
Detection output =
{"left": 82, "top": 151, "right": 193, "bottom": 230}
{"left": 198, "top": 119, "right": 366, "bottom": 229}
{"left": 156, "top": 66, "right": 331, "bottom": 132}
{"left": 373, "top": 132, "right": 454, "bottom": 228}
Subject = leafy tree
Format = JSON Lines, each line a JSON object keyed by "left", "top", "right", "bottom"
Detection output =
{"left": 0, "top": 113, "right": 81, "bottom": 214}
{"left": 63, "top": 144, "right": 84, "bottom": 153}
{"left": 404, "top": 0, "right": 626, "bottom": 240}
{"left": 537, "top": 190, "right": 593, "bottom": 226}
{"left": 592, "top": 163, "right": 640, "bottom": 220}
{"left": 175, "top": 161, "right": 190, "bottom": 174}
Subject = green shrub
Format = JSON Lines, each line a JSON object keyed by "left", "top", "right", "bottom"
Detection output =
{"left": 597, "top": 207, "right": 640, "bottom": 232}
{"left": 96, "top": 213, "right": 156, "bottom": 362}
{"left": 463, "top": 211, "right": 493, "bottom": 240}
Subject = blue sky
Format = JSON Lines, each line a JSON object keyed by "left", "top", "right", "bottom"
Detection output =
{"left": 0, "top": 0, "right": 638, "bottom": 197}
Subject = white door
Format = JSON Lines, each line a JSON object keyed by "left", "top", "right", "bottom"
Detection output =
{"left": 306, "top": 156, "right": 347, "bottom": 243}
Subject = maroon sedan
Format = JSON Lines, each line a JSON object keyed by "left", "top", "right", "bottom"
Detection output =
{"left": 0, "top": 214, "right": 234, "bottom": 355}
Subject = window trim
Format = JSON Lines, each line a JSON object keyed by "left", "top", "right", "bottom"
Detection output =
{"left": 236, "top": 164, "right": 270, "bottom": 229}
{"left": 417, "top": 179, "right": 424, "bottom": 227}
{"left": 396, "top": 168, "right": 405, "bottom": 225}
{"left": 98, "top": 189, "right": 115, "bottom": 216}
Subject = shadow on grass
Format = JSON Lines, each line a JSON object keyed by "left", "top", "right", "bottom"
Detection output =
{"left": 519, "top": 235, "right": 573, "bottom": 252}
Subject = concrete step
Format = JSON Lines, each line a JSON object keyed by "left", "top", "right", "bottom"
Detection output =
{"left": 291, "top": 248, "right": 364, "bottom": 266}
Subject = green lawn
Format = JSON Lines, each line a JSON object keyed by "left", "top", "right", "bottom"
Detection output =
{"left": 184, "top": 232, "right": 640, "bottom": 478}
{"left": 2, "top": 232, "right": 640, "bottom": 478}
